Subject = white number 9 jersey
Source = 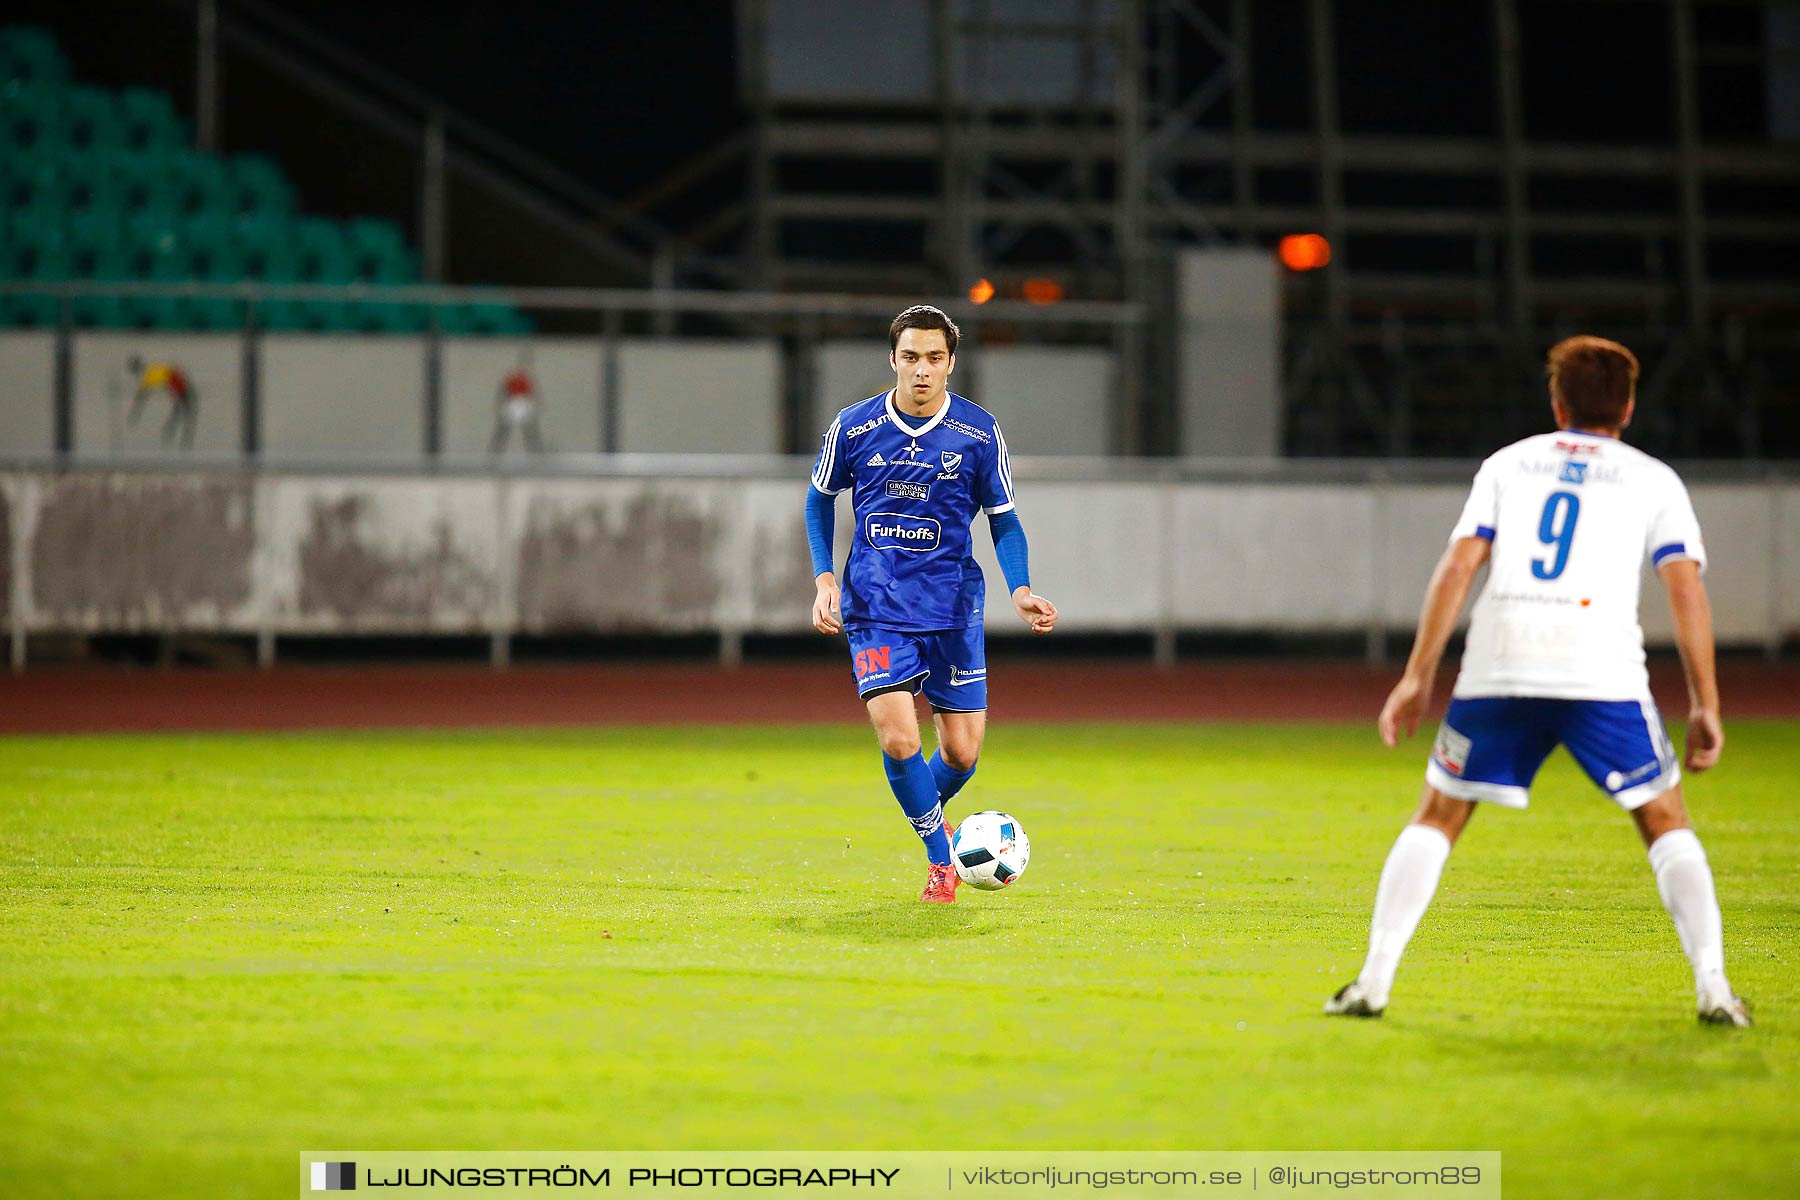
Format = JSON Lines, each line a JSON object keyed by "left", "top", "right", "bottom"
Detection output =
{"left": 1449, "top": 430, "right": 1705, "bottom": 701}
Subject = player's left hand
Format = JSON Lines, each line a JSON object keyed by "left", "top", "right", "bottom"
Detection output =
{"left": 1378, "top": 674, "right": 1430, "bottom": 747}
{"left": 1012, "top": 587, "right": 1058, "bottom": 634}
{"left": 1684, "top": 706, "right": 1724, "bottom": 772}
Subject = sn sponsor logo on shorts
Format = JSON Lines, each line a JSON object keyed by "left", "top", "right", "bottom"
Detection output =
{"left": 867, "top": 512, "right": 941, "bottom": 552}
{"left": 1434, "top": 723, "right": 1472, "bottom": 776}
{"left": 854, "top": 646, "right": 892, "bottom": 678}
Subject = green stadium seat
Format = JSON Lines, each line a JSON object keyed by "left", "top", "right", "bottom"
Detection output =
{"left": 66, "top": 206, "right": 124, "bottom": 255}
{"left": 99, "top": 150, "right": 161, "bottom": 212}
{"left": 59, "top": 156, "right": 118, "bottom": 212}
{"left": 7, "top": 204, "right": 64, "bottom": 253}
{"left": 63, "top": 85, "right": 121, "bottom": 150}
{"left": 3, "top": 288, "right": 60, "bottom": 329}
{"left": 0, "top": 27, "right": 70, "bottom": 88}
{"left": 292, "top": 218, "right": 353, "bottom": 282}
{"left": 226, "top": 155, "right": 294, "bottom": 216}
{"left": 1, "top": 85, "right": 66, "bottom": 153}
{"left": 468, "top": 303, "right": 532, "bottom": 336}
{"left": 350, "top": 301, "right": 428, "bottom": 334}
{"left": 70, "top": 246, "right": 132, "bottom": 329}
{"left": 116, "top": 87, "right": 187, "bottom": 151}
{"left": 172, "top": 153, "right": 231, "bottom": 215}
{"left": 125, "top": 207, "right": 181, "bottom": 262}
{"left": 1, "top": 152, "right": 62, "bottom": 208}
{"left": 0, "top": 33, "right": 451, "bottom": 336}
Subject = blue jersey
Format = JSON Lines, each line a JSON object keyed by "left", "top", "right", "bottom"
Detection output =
{"left": 810, "top": 389, "right": 1017, "bottom": 631}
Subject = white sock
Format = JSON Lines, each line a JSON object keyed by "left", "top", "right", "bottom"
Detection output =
{"left": 1356, "top": 823, "right": 1453, "bottom": 1004}
{"left": 1648, "top": 828, "right": 1730, "bottom": 1000}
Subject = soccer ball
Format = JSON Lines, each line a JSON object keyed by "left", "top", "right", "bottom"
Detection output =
{"left": 950, "top": 810, "right": 1030, "bottom": 890}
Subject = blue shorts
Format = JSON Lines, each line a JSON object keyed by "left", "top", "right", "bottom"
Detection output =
{"left": 845, "top": 624, "right": 987, "bottom": 712}
{"left": 1426, "top": 696, "right": 1680, "bottom": 810}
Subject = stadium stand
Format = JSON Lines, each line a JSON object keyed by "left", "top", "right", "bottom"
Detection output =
{"left": 0, "top": 25, "right": 528, "bottom": 335}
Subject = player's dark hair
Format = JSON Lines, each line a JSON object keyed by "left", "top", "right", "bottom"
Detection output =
{"left": 889, "top": 305, "right": 960, "bottom": 356}
{"left": 1546, "top": 335, "right": 1638, "bottom": 429}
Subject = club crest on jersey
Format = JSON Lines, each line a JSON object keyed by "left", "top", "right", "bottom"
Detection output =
{"left": 1558, "top": 460, "right": 1588, "bottom": 484}
{"left": 938, "top": 451, "right": 963, "bottom": 479}
{"left": 866, "top": 451, "right": 886, "bottom": 466}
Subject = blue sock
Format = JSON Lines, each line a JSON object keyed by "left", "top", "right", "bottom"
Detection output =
{"left": 884, "top": 751, "right": 950, "bottom": 865}
{"left": 928, "top": 750, "right": 977, "bottom": 808}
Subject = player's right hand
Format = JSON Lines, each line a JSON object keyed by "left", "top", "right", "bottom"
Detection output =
{"left": 1378, "top": 674, "right": 1429, "bottom": 747}
{"left": 1684, "top": 707, "right": 1723, "bottom": 772}
{"left": 811, "top": 575, "right": 843, "bottom": 635}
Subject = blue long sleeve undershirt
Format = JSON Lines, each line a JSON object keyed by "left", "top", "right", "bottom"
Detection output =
{"left": 803, "top": 485, "right": 1031, "bottom": 595}
{"left": 987, "top": 509, "right": 1030, "bottom": 595}
{"left": 804, "top": 486, "right": 836, "bottom": 578}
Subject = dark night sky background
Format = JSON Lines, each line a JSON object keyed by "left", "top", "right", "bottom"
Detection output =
{"left": 286, "top": 0, "right": 1772, "bottom": 201}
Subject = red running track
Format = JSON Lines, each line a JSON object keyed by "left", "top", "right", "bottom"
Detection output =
{"left": 1, "top": 657, "right": 1796, "bottom": 734}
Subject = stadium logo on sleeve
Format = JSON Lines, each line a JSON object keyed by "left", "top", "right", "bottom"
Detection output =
{"left": 866, "top": 512, "right": 941, "bottom": 552}
{"left": 311, "top": 1162, "right": 356, "bottom": 1191}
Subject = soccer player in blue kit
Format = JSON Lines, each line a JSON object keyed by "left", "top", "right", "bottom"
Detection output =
{"left": 804, "top": 305, "right": 1059, "bottom": 903}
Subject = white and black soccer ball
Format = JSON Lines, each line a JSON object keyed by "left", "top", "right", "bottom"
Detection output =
{"left": 950, "top": 810, "right": 1030, "bottom": 891}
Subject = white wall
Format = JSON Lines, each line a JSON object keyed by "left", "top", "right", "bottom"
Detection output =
{"left": 440, "top": 338, "right": 602, "bottom": 455}
{"left": 810, "top": 340, "right": 892, "bottom": 443}
{"left": 615, "top": 340, "right": 782, "bottom": 453}
{"left": 0, "top": 332, "right": 56, "bottom": 454}
{"left": 1179, "top": 247, "right": 1282, "bottom": 457}
{"left": 6, "top": 471, "right": 1797, "bottom": 646}
{"left": 71, "top": 332, "right": 243, "bottom": 457}
{"left": 974, "top": 345, "right": 1113, "bottom": 456}
{"left": 259, "top": 335, "right": 425, "bottom": 457}
{"left": 810, "top": 338, "right": 1114, "bottom": 456}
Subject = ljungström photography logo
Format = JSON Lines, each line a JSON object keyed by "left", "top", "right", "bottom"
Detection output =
{"left": 310, "top": 1161, "right": 356, "bottom": 1191}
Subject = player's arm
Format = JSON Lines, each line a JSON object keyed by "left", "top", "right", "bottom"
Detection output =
{"left": 805, "top": 486, "right": 842, "bottom": 634}
{"left": 1378, "top": 535, "right": 1491, "bottom": 746}
{"left": 1660, "top": 559, "right": 1723, "bottom": 771}
{"left": 987, "top": 510, "right": 1056, "bottom": 634}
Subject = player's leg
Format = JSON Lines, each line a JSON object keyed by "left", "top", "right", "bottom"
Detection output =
{"left": 1563, "top": 700, "right": 1749, "bottom": 1025}
{"left": 1327, "top": 787, "right": 1470, "bottom": 1016}
{"left": 1329, "top": 698, "right": 1555, "bottom": 1017}
{"left": 919, "top": 625, "right": 987, "bottom": 814}
{"left": 850, "top": 628, "right": 954, "bottom": 900}
{"left": 930, "top": 709, "right": 983, "bottom": 835}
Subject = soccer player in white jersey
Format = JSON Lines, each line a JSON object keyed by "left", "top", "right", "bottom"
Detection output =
{"left": 1327, "top": 336, "right": 1750, "bottom": 1026}
{"left": 804, "top": 305, "right": 1059, "bottom": 903}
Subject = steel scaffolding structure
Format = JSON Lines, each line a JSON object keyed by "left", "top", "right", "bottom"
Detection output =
{"left": 730, "top": 0, "right": 1800, "bottom": 458}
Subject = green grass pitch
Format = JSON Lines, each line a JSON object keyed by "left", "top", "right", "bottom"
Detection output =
{"left": 2, "top": 719, "right": 1796, "bottom": 1199}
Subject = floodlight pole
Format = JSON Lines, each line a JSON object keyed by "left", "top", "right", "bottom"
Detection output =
{"left": 196, "top": 0, "right": 220, "bottom": 153}
{"left": 421, "top": 112, "right": 448, "bottom": 283}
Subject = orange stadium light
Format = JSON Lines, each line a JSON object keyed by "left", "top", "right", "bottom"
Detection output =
{"left": 968, "top": 278, "right": 996, "bottom": 304}
{"left": 1278, "top": 233, "right": 1332, "bottom": 271}
{"left": 1021, "top": 277, "right": 1065, "bottom": 305}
